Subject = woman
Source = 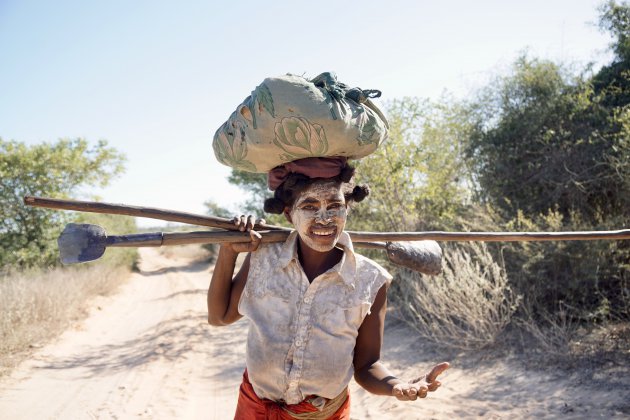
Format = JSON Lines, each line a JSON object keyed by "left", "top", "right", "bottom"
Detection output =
{"left": 207, "top": 158, "right": 448, "bottom": 419}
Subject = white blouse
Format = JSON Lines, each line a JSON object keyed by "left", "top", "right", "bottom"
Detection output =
{"left": 238, "top": 231, "right": 392, "bottom": 404}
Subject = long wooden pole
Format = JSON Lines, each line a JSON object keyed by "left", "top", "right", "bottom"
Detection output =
{"left": 23, "top": 196, "right": 287, "bottom": 231}
{"left": 347, "top": 230, "right": 630, "bottom": 242}
{"left": 24, "top": 196, "right": 630, "bottom": 242}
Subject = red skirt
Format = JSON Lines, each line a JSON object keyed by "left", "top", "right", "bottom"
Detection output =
{"left": 234, "top": 370, "right": 350, "bottom": 420}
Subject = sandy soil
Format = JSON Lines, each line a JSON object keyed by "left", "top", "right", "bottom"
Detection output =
{"left": 1, "top": 247, "right": 628, "bottom": 419}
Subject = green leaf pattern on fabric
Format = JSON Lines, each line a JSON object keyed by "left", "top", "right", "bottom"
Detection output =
{"left": 273, "top": 117, "right": 329, "bottom": 160}
{"left": 243, "top": 96, "right": 257, "bottom": 129}
{"left": 255, "top": 83, "right": 275, "bottom": 117}
{"left": 248, "top": 83, "right": 275, "bottom": 129}
{"left": 213, "top": 122, "right": 257, "bottom": 172}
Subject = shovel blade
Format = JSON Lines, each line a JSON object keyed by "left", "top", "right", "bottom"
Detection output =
{"left": 58, "top": 223, "right": 107, "bottom": 264}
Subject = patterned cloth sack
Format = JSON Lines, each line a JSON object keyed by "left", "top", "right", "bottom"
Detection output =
{"left": 213, "top": 72, "right": 389, "bottom": 173}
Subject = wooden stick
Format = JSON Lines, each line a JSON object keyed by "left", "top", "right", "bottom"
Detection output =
{"left": 24, "top": 196, "right": 630, "bottom": 242}
{"left": 159, "top": 230, "right": 290, "bottom": 246}
{"left": 347, "top": 230, "right": 630, "bottom": 242}
{"left": 24, "top": 196, "right": 287, "bottom": 231}
{"left": 105, "top": 229, "right": 630, "bottom": 244}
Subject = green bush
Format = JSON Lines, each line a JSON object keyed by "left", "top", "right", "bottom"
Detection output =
{"left": 0, "top": 138, "right": 125, "bottom": 269}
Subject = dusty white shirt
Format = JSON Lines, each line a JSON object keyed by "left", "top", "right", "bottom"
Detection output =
{"left": 238, "top": 231, "right": 392, "bottom": 404}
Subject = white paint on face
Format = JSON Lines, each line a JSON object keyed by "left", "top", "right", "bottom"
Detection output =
{"left": 290, "top": 180, "right": 348, "bottom": 253}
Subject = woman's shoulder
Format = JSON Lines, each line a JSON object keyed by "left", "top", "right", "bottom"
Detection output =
{"left": 250, "top": 241, "right": 284, "bottom": 265}
{"left": 354, "top": 252, "right": 393, "bottom": 284}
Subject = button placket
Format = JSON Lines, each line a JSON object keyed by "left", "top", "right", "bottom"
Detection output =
{"left": 284, "top": 265, "right": 315, "bottom": 398}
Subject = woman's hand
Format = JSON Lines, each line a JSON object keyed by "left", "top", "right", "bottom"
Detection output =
{"left": 207, "top": 213, "right": 265, "bottom": 326}
{"left": 392, "top": 362, "right": 450, "bottom": 401}
{"left": 225, "top": 215, "right": 265, "bottom": 254}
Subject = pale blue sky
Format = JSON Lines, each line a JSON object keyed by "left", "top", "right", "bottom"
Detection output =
{"left": 0, "top": 0, "right": 613, "bottom": 227}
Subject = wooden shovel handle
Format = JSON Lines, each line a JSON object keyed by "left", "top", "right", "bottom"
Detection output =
{"left": 104, "top": 230, "right": 292, "bottom": 247}
{"left": 347, "top": 230, "right": 630, "bottom": 242}
{"left": 161, "top": 230, "right": 290, "bottom": 246}
{"left": 104, "top": 230, "right": 385, "bottom": 252}
{"left": 105, "top": 229, "right": 630, "bottom": 247}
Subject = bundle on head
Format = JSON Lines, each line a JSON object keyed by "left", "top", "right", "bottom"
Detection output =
{"left": 212, "top": 71, "right": 389, "bottom": 174}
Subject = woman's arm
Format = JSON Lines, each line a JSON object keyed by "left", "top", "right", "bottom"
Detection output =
{"left": 353, "top": 284, "right": 449, "bottom": 400}
{"left": 353, "top": 285, "right": 402, "bottom": 394}
{"left": 207, "top": 216, "right": 261, "bottom": 326}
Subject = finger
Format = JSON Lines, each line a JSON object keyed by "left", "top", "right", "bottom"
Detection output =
{"left": 418, "top": 386, "right": 428, "bottom": 398}
{"left": 393, "top": 384, "right": 412, "bottom": 401}
{"left": 256, "top": 218, "right": 266, "bottom": 227}
{"left": 411, "top": 382, "right": 429, "bottom": 393}
{"left": 428, "top": 380, "right": 441, "bottom": 392}
{"left": 392, "top": 385, "right": 406, "bottom": 401}
{"left": 246, "top": 215, "right": 255, "bottom": 231}
{"left": 406, "top": 387, "right": 418, "bottom": 401}
{"left": 239, "top": 215, "right": 246, "bottom": 231}
{"left": 232, "top": 216, "right": 240, "bottom": 226}
{"left": 248, "top": 230, "right": 262, "bottom": 252}
{"left": 426, "top": 362, "right": 450, "bottom": 383}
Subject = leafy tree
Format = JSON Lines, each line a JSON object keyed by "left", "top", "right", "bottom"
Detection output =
{"left": 467, "top": 55, "right": 630, "bottom": 222}
{"left": 592, "top": 1, "right": 630, "bottom": 219}
{"left": 351, "top": 96, "right": 472, "bottom": 233}
{"left": 0, "top": 138, "right": 125, "bottom": 268}
{"left": 204, "top": 199, "right": 233, "bottom": 219}
{"left": 226, "top": 170, "right": 269, "bottom": 216}
{"left": 594, "top": 1, "right": 630, "bottom": 107}
{"left": 464, "top": 3, "right": 630, "bottom": 320}
{"left": 226, "top": 169, "right": 294, "bottom": 227}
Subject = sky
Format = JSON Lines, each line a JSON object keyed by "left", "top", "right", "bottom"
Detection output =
{"left": 0, "top": 0, "right": 615, "bottom": 227}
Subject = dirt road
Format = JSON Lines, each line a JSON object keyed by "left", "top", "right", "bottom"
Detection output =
{"left": 1, "top": 248, "right": 628, "bottom": 419}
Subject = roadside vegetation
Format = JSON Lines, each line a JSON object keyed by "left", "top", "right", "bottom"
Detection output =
{"left": 0, "top": 138, "right": 136, "bottom": 376}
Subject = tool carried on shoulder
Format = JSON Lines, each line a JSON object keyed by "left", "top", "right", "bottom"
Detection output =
{"left": 24, "top": 196, "right": 630, "bottom": 274}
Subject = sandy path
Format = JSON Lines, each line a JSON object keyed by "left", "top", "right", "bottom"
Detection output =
{"left": 1, "top": 248, "right": 628, "bottom": 419}
{"left": 0, "top": 248, "right": 245, "bottom": 419}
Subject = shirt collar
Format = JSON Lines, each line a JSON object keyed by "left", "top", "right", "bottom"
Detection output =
{"left": 278, "top": 231, "right": 357, "bottom": 288}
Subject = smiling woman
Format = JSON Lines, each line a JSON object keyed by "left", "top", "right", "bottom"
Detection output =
{"left": 207, "top": 72, "right": 449, "bottom": 419}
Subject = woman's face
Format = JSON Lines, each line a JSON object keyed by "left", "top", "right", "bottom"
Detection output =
{"left": 288, "top": 180, "right": 348, "bottom": 253}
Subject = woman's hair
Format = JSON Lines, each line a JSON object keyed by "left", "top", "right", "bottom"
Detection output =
{"left": 263, "top": 165, "right": 370, "bottom": 214}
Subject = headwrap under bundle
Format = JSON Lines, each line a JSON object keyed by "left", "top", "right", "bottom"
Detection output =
{"left": 212, "top": 72, "right": 389, "bottom": 179}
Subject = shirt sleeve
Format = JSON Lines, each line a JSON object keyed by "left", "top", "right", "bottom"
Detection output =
{"left": 357, "top": 256, "right": 392, "bottom": 316}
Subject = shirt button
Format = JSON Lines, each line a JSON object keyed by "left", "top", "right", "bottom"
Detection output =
{"left": 295, "top": 340, "right": 302, "bottom": 347}
{"left": 303, "top": 297, "right": 311, "bottom": 304}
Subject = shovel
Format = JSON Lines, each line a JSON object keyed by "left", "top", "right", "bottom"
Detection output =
{"left": 25, "top": 196, "right": 630, "bottom": 242}
{"left": 27, "top": 196, "right": 630, "bottom": 274}
{"left": 58, "top": 223, "right": 443, "bottom": 274}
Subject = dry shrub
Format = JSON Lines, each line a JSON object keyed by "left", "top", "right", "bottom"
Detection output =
{"left": 516, "top": 299, "right": 578, "bottom": 356}
{"left": 0, "top": 262, "right": 131, "bottom": 376}
{"left": 390, "top": 242, "right": 520, "bottom": 350}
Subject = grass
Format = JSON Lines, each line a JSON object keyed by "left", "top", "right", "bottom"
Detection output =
{"left": 0, "top": 253, "right": 134, "bottom": 377}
